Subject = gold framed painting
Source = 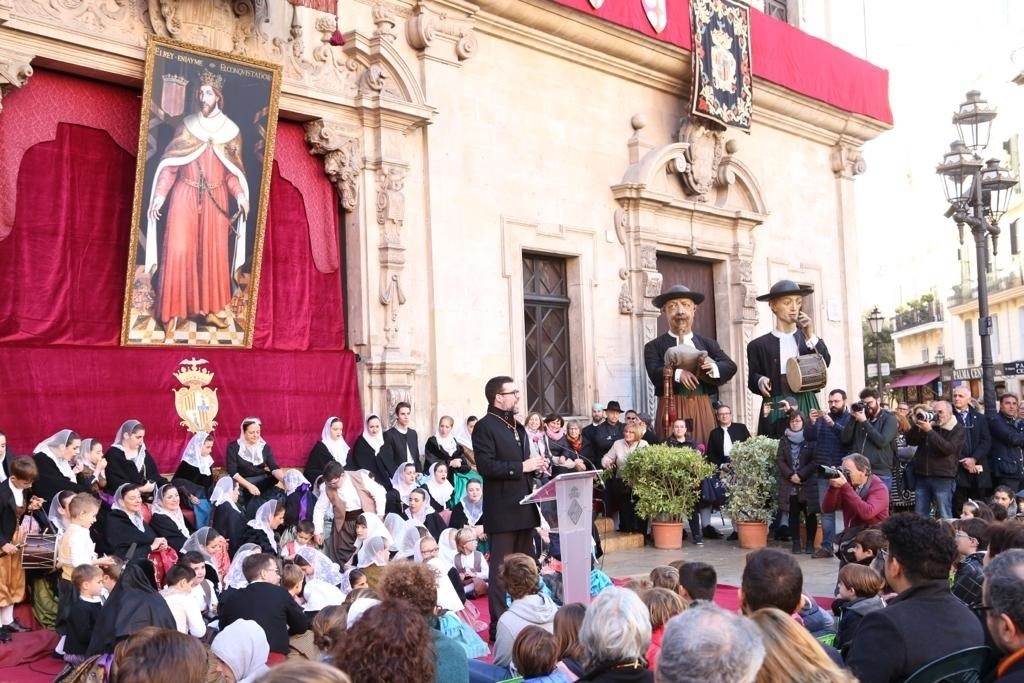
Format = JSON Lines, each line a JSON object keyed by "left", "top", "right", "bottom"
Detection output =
{"left": 121, "top": 37, "right": 282, "bottom": 347}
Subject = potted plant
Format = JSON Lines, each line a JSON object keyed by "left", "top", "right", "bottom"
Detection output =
{"left": 723, "top": 435, "right": 779, "bottom": 549}
{"left": 621, "top": 444, "right": 714, "bottom": 549}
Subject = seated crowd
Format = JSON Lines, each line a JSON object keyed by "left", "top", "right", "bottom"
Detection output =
{"left": 1, "top": 382, "right": 1024, "bottom": 683}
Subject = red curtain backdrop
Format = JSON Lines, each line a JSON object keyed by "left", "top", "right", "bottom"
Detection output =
{"left": 547, "top": 0, "right": 892, "bottom": 125}
{"left": 0, "top": 71, "right": 360, "bottom": 470}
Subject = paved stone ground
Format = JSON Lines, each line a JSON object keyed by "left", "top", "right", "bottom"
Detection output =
{"left": 601, "top": 522, "right": 841, "bottom": 597}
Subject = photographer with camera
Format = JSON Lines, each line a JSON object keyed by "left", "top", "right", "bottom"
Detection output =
{"left": 951, "top": 386, "right": 992, "bottom": 516}
{"left": 821, "top": 455, "right": 889, "bottom": 542}
{"left": 840, "top": 388, "right": 898, "bottom": 494}
{"left": 805, "top": 389, "right": 852, "bottom": 558}
{"left": 907, "top": 400, "right": 964, "bottom": 519}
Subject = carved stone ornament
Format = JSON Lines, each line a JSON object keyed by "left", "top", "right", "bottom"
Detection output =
{"left": 376, "top": 166, "right": 407, "bottom": 244}
{"left": 372, "top": 1, "right": 398, "bottom": 42}
{"left": 618, "top": 268, "right": 633, "bottom": 314}
{"left": 639, "top": 245, "right": 658, "bottom": 270}
{"left": 377, "top": 166, "right": 409, "bottom": 346}
{"left": 407, "top": 2, "right": 478, "bottom": 62}
{"left": 0, "top": 49, "right": 32, "bottom": 114}
{"left": 677, "top": 116, "right": 726, "bottom": 200}
{"left": 305, "top": 120, "right": 362, "bottom": 212}
{"left": 831, "top": 143, "right": 867, "bottom": 179}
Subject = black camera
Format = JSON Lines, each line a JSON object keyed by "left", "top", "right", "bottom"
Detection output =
{"left": 818, "top": 465, "right": 850, "bottom": 480}
{"left": 915, "top": 409, "right": 936, "bottom": 423}
{"left": 851, "top": 401, "right": 865, "bottom": 413}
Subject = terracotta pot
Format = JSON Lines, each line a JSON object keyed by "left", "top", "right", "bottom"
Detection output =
{"left": 735, "top": 521, "right": 769, "bottom": 549}
{"left": 650, "top": 521, "right": 684, "bottom": 549}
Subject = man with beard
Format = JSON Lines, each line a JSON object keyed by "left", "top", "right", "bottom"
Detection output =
{"left": 580, "top": 402, "right": 605, "bottom": 467}
{"left": 841, "top": 385, "right": 897, "bottom": 492}
{"left": 747, "top": 281, "right": 831, "bottom": 435}
{"left": 644, "top": 285, "right": 737, "bottom": 445}
{"left": 805, "top": 389, "right": 851, "bottom": 557}
{"left": 146, "top": 71, "right": 250, "bottom": 336}
{"left": 951, "top": 385, "right": 992, "bottom": 515}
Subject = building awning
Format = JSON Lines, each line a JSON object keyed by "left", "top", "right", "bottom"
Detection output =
{"left": 890, "top": 371, "right": 940, "bottom": 389}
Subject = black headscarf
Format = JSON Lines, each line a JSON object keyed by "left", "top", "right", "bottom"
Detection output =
{"left": 86, "top": 560, "right": 176, "bottom": 655}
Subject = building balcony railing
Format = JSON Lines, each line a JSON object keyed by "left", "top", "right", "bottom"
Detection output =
{"left": 892, "top": 304, "right": 943, "bottom": 332}
{"left": 949, "top": 272, "right": 1024, "bottom": 307}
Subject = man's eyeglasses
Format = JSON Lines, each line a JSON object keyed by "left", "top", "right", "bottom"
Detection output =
{"left": 498, "top": 390, "right": 520, "bottom": 396}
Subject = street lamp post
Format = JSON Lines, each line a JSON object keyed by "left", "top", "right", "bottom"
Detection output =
{"left": 867, "top": 306, "right": 885, "bottom": 390}
{"left": 936, "top": 90, "right": 1018, "bottom": 415}
{"left": 935, "top": 348, "right": 945, "bottom": 400}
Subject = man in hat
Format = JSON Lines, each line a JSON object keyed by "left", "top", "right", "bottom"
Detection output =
{"left": 644, "top": 285, "right": 737, "bottom": 445}
{"left": 747, "top": 280, "right": 831, "bottom": 435}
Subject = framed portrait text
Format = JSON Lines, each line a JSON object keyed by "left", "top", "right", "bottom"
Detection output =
{"left": 122, "top": 37, "right": 282, "bottom": 347}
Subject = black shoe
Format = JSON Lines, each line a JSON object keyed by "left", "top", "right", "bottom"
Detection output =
{"left": 0, "top": 630, "right": 12, "bottom": 643}
{"left": 791, "top": 540, "right": 802, "bottom": 554}
{"left": 805, "top": 545, "right": 815, "bottom": 555}
{"left": 6, "top": 619, "right": 29, "bottom": 633}
{"left": 703, "top": 525, "right": 723, "bottom": 540}
{"left": 727, "top": 531, "right": 739, "bottom": 541}
{"left": 775, "top": 526, "right": 791, "bottom": 542}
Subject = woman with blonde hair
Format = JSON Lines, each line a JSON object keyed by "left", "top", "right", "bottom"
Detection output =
{"left": 750, "top": 607, "right": 856, "bottom": 683}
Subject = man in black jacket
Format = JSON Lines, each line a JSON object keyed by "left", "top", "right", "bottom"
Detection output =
{"left": 583, "top": 401, "right": 624, "bottom": 469}
{"left": 381, "top": 401, "right": 423, "bottom": 476}
{"left": 847, "top": 514, "right": 984, "bottom": 682}
{"left": 952, "top": 386, "right": 992, "bottom": 515}
{"left": 218, "top": 553, "right": 308, "bottom": 656}
{"left": 990, "top": 393, "right": 1024, "bottom": 493}
{"left": 908, "top": 400, "right": 964, "bottom": 520}
{"left": 705, "top": 404, "right": 750, "bottom": 466}
{"left": 473, "top": 375, "right": 546, "bottom": 641}
{"left": 841, "top": 387, "right": 898, "bottom": 492}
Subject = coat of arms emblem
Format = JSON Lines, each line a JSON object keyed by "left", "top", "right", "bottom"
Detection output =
{"left": 172, "top": 358, "right": 219, "bottom": 433}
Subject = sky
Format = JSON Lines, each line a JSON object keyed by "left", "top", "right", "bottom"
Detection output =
{"left": 853, "top": 0, "right": 1024, "bottom": 314}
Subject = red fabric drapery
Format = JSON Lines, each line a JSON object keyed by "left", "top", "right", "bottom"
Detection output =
{"left": 546, "top": 0, "right": 892, "bottom": 125}
{"left": 0, "top": 71, "right": 359, "bottom": 470}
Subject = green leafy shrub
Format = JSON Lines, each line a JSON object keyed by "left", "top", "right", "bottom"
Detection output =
{"left": 723, "top": 435, "right": 779, "bottom": 524}
{"left": 620, "top": 444, "right": 714, "bottom": 523}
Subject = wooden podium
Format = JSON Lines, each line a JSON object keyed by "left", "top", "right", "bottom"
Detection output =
{"left": 521, "top": 470, "right": 600, "bottom": 606}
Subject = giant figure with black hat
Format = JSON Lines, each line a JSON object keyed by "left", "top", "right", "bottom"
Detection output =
{"left": 746, "top": 280, "right": 831, "bottom": 435}
{"left": 644, "top": 285, "right": 737, "bottom": 445}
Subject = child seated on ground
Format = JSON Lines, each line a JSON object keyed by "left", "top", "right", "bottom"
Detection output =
{"left": 961, "top": 499, "right": 995, "bottom": 522}
{"left": 642, "top": 587, "right": 684, "bottom": 672}
{"left": 63, "top": 564, "right": 105, "bottom": 665}
{"left": 951, "top": 516, "right": 989, "bottom": 610}
{"left": 677, "top": 561, "right": 717, "bottom": 604}
{"left": 346, "top": 568, "right": 368, "bottom": 593}
{"left": 160, "top": 564, "right": 207, "bottom": 638}
{"left": 833, "top": 563, "right": 885, "bottom": 656}
{"left": 180, "top": 551, "right": 218, "bottom": 620}
{"left": 281, "top": 520, "right": 316, "bottom": 560}
{"left": 454, "top": 527, "right": 488, "bottom": 598}
{"left": 648, "top": 566, "right": 679, "bottom": 592}
{"left": 513, "top": 625, "right": 568, "bottom": 683}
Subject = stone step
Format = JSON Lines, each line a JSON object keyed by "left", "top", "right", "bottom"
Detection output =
{"left": 600, "top": 530, "right": 646, "bottom": 553}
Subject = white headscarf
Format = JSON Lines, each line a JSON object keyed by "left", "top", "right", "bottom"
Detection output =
{"left": 361, "top": 415, "right": 385, "bottom": 454}
{"left": 357, "top": 513, "right": 393, "bottom": 549}
{"left": 320, "top": 416, "right": 349, "bottom": 466}
{"left": 295, "top": 546, "right": 344, "bottom": 586}
{"left": 235, "top": 417, "right": 266, "bottom": 466}
{"left": 346, "top": 597, "right": 381, "bottom": 628}
{"left": 224, "top": 543, "right": 262, "bottom": 589}
{"left": 282, "top": 470, "right": 310, "bottom": 496}
{"left": 34, "top": 429, "right": 77, "bottom": 483}
{"left": 383, "top": 513, "right": 407, "bottom": 552}
{"left": 181, "top": 527, "right": 219, "bottom": 563}
{"left": 428, "top": 556, "right": 464, "bottom": 613}
{"left": 356, "top": 535, "right": 390, "bottom": 568}
{"left": 76, "top": 438, "right": 100, "bottom": 472}
{"left": 438, "top": 527, "right": 459, "bottom": 567}
{"left": 151, "top": 484, "right": 190, "bottom": 543}
{"left": 425, "top": 463, "right": 454, "bottom": 509}
{"left": 180, "top": 432, "right": 213, "bottom": 476}
{"left": 210, "top": 476, "right": 240, "bottom": 511}
{"left": 303, "top": 579, "right": 345, "bottom": 612}
{"left": 459, "top": 481, "right": 484, "bottom": 526}
{"left": 405, "top": 488, "right": 429, "bottom": 525}
{"left": 390, "top": 462, "right": 418, "bottom": 504}
{"left": 111, "top": 420, "right": 147, "bottom": 472}
{"left": 396, "top": 523, "right": 426, "bottom": 560}
{"left": 211, "top": 619, "right": 270, "bottom": 683}
{"left": 246, "top": 499, "right": 279, "bottom": 552}
{"left": 47, "top": 490, "right": 73, "bottom": 535}
{"left": 433, "top": 420, "right": 458, "bottom": 456}
{"left": 454, "top": 418, "right": 475, "bottom": 451}
{"left": 112, "top": 483, "right": 145, "bottom": 532}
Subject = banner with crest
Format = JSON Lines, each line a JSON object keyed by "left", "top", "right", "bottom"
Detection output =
{"left": 690, "top": 0, "right": 752, "bottom": 130}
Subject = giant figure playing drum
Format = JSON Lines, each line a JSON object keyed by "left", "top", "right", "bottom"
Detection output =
{"left": 747, "top": 280, "right": 831, "bottom": 435}
{"left": 644, "top": 285, "right": 737, "bottom": 445}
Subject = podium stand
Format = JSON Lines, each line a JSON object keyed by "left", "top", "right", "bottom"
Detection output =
{"left": 520, "top": 470, "right": 601, "bottom": 606}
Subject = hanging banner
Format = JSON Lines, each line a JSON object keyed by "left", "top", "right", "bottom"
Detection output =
{"left": 690, "top": 0, "right": 753, "bottom": 130}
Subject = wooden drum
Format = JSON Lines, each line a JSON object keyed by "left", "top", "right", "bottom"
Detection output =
{"left": 786, "top": 354, "right": 827, "bottom": 393}
{"left": 21, "top": 533, "right": 58, "bottom": 570}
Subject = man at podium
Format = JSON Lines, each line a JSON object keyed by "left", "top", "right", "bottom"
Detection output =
{"left": 473, "top": 375, "right": 546, "bottom": 641}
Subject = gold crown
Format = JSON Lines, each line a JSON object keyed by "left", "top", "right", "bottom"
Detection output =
{"left": 199, "top": 70, "right": 224, "bottom": 90}
{"left": 711, "top": 25, "right": 733, "bottom": 50}
{"left": 174, "top": 358, "right": 214, "bottom": 387}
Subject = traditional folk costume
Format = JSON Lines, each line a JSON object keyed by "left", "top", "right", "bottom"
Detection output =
{"left": 0, "top": 479, "right": 28, "bottom": 608}
{"left": 746, "top": 280, "right": 831, "bottom": 435}
{"left": 643, "top": 285, "right": 737, "bottom": 445}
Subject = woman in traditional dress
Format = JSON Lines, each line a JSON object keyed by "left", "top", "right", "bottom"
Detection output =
{"left": 240, "top": 499, "right": 285, "bottom": 555}
{"left": 181, "top": 526, "right": 231, "bottom": 591}
{"left": 103, "top": 420, "right": 167, "bottom": 496}
{"left": 305, "top": 417, "right": 351, "bottom": 484}
{"left": 149, "top": 483, "right": 195, "bottom": 553}
{"left": 33, "top": 430, "right": 92, "bottom": 504}
{"left": 105, "top": 483, "right": 167, "bottom": 563}
{"left": 47, "top": 489, "right": 75, "bottom": 536}
{"left": 386, "top": 462, "right": 419, "bottom": 516}
{"left": 225, "top": 418, "right": 284, "bottom": 507}
{"left": 75, "top": 439, "right": 108, "bottom": 498}
{"left": 355, "top": 535, "right": 390, "bottom": 589}
{"left": 453, "top": 416, "right": 478, "bottom": 472}
{"left": 172, "top": 432, "right": 215, "bottom": 529}
{"left": 403, "top": 487, "right": 447, "bottom": 540}
{"left": 448, "top": 477, "right": 486, "bottom": 551}
{"left": 424, "top": 416, "right": 472, "bottom": 505}
{"left": 0, "top": 431, "right": 8, "bottom": 483}
{"left": 211, "top": 475, "right": 246, "bottom": 554}
{"left": 352, "top": 415, "right": 389, "bottom": 486}
{"left": 424, "top": 462, "right": 455, "bottom": 512}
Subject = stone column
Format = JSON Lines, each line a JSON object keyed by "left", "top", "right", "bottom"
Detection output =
{"left": 831, "top": 142, "right": 867, "bottom": 392}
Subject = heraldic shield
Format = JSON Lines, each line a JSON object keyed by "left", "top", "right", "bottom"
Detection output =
{"left": 173, "top": 358, "right": 220, "bottom": 433}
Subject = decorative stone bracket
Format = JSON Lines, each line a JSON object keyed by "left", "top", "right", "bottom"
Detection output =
{"left": 406, "top": 0, "right": 479, "bottom": 63}
{"left": 377, "top": 165, "right": 408, "bottom": 347}
{"left": 0, "top": 48, "right": 32, "bottom": 115}
{"left": 304, "top": 119, "right": 362, "bottom": 212}
{"left": 831, "top": 143, "right": 866, "bottom": 179}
